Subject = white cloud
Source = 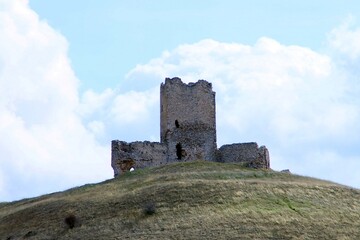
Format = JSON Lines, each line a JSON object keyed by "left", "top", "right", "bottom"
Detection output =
{"left": 79, "top": 88, "right": 114, "bottom": 116}
{"left": 126, "top": 38, "right": 356, "bottom": 140}
{"left": 0, "top": 0, "right": 111, "bottom": 201}
{"left": 110, "top": 88, "right": 158, "bottom": 124}
{"left": 328, "top": 15, "right": 360, "bottom": 60}
{"left": 123, "top": 37, "right": 360, "bottom": 189}
{"left": 75, "top": 31, "right": 360, "bottom": 188}
{"left": 87, "top": 120, "right": 105, "bottom": 137}
{"left": 77, "top": 86, "right": 160, "bottom": 144}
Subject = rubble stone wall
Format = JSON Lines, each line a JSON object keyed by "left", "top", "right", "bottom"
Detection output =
{"left": 111, "top": 78, "right": 271, "bottom": 177}
{"left": 111, "top": 140, "right": 166, "bottom": 176}
{"left": 217, "top": 142, "right": 270, "bottom": 169}
{"left": 165, "top": 122, "right": 216, "bottom": 163}
{"left": 160, "top": 77, "right": 217, "bottom": 162}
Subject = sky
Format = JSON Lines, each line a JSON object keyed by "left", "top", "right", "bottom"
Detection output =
{"left": 1, "top": 0, "right": 360, "bottom": 201}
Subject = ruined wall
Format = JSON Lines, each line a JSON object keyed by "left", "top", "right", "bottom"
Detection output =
{"left": 217, "top": 142, "right": 270, "bottom": 169}
{"left": 160, "top": 77, "right": 217, "bottom": 162}
{"left": 111, "top": 77, "right": 271, "bottom": 177}
{"left": 111, "top": 140, "right": 166, "bottom": 176}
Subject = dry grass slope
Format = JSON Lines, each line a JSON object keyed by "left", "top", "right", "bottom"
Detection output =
{"left": 1, "top": 161, "right": 360, "bottom": 239}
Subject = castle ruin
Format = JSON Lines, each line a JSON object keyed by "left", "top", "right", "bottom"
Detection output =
{"left": 111, "top": 77, "right": 270, "bottom": 176}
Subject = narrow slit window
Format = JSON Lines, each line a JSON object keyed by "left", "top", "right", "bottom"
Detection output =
{"left": 176, "top": 143, "right": 182, "bottom": 160}
{"left": 175, "top": 120, "right": 180, "bottom": 128}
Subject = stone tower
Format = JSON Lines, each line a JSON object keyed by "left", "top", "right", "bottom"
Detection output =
{"left": 160, "top": 77, "right": 217, "bottom": 162}
{"left": 111, "top": 77, "right": 270, "bottom": 177}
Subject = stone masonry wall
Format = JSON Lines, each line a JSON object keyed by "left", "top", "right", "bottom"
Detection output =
{"left": 160, "top": 77, "right": 217, "bottom": 162}
{"left": 111, "top": 140, "right": 166, "bottom": 177}
{"left": 111, "top": 77, "right": 270, "bottom": 177}
{"left": 217, "top": 142, "right": 270, "bottom": 169}
{"left": 165, "top": 121, "right": 216, "bottom": 162}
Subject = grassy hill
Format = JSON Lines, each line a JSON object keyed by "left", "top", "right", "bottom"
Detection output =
{"left": 1, "top": 161, "right": 360, "bottom": 239}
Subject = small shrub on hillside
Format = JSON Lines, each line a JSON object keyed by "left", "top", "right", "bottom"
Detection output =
{"left": 64, "top": 214, "right": 78, "bottom": 229}
{"left": 23, "top": 231, "right": 37, "bottom": 238}
{"left": 143, "top": 202, "right": 156, "bottom": 215}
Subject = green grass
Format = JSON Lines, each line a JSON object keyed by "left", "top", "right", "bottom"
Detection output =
{"left": 1, "top": 161, "right": 360, "bottom": 239}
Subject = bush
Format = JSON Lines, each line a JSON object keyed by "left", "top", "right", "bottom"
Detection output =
{"left": 23, "top": 231, "right": 36, "bottom": 238}
{"left": 64, "top": 214, "right": 78, "bottom": 229}
{"left": 143, "top": 202, "right": 156, "bottom": 215}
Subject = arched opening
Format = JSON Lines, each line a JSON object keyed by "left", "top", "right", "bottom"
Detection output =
{"left": 119, "top": 159, "right": 135, "bottom": 173}
{"left": 175, "top": 119, "right": 180, "bottom": 128}
{"left": 176, "top": 143, "right": 182, "bottom": 160}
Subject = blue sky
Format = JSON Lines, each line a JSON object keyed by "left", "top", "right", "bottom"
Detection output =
{"left": 1, "top": 0, "right": 360, "bottom": 201}
{"left": 29, "top": 0, "right": 359, "bottom": 91}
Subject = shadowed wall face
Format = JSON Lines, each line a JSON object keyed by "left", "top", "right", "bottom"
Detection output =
{"left": 160, "top": 77, "right": 217, "bottom": 162}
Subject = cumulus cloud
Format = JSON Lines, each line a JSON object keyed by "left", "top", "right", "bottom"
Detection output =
{"left": 76, "top": 17, "right": 360, "bottom": 189}
{"left": 328, "top": 15, "right": 360, "bottom": 59}
{"left": 110, "top": 88, "right": 158, "bottom": 124}
{"left": 126, "top": 38, "right": 357, "bottom": 140}
{"left": 78, "top": 86, "right": 160, "bottom": 144}
{"left": 0, "top": 0, "right": 112, "bottom": 201}
{"left": 122, "top": 37, "right": 360, "bottom": 188}
{"left": 327, "top": 16, "right": 360, "bottom": 94}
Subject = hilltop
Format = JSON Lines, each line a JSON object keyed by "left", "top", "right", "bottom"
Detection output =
{"left": 1, "top": 161, "right": 360, "bottom": 239}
